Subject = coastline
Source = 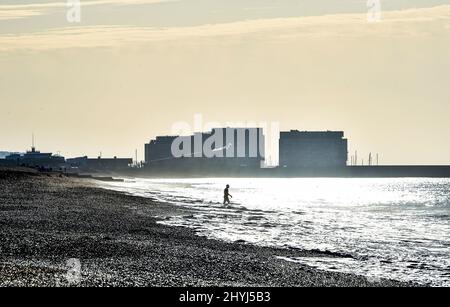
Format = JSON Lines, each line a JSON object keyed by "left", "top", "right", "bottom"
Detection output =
{"left": 0, "top": 168, "right": 414, "bottom": 287}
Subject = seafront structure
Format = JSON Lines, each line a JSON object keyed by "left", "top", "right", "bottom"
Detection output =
{"left": 279, "top": 131, "right": 348, "bottom": 168}
{"left": 3, "top": 129, "right": 450, "bottom": 178}
{"left": 4, "top": 146, "right": 65, "bottom": 169}
{"left": 0, "top": 144, "right": 132, "bottom": 172}
{"left": 67, "top": 156, "right": 132, "bottom": 171}
{"left": 145, "top": 127, "right": 265, "bottom": 171}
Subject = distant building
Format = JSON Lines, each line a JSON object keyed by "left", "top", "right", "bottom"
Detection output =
{"left": 145, "top": 128, "right": 265, "bottom": 170}
{"left": 145, "top": 136, "right": 178, "bottom": 165}
{"left": 279, "top": 131, "right": 348, "bottom": 168}
{"left": 0, "top": 151, "right": 14, "bottom": 159}
{"left": 67, "top": 156, "right": 132, "bottom": 171}
{"left": 0, "top": 151, "right": 19, "bottom": 167}
{"left": 5, "top": 147, "right": 65, "bottom": 168}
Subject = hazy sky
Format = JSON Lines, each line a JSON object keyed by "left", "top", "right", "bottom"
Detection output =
{"left": 1, "top": 0, "right": 450, "bottom": 164}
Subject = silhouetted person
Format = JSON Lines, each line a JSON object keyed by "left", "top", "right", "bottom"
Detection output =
{"left": 224, "top": 184, "right": 232, "bottom": 205}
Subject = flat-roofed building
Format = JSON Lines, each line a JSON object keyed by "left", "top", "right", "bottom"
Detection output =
{"left": 279, "top": 131, "right": 348, "bottom": 168}
{"left": 144, "top": 128, "right": 265, "bottom": 170}
{"left": 67, "top": 156, "right": 132, "bottom": 171}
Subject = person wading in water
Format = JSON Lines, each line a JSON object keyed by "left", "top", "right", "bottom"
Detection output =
{"left": 223, "top": 184, "right": 232, "bottom": 205}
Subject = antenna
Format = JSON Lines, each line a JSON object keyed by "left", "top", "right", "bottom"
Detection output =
{"left": 32, "top": 133, "right": 35, "bottom": 150}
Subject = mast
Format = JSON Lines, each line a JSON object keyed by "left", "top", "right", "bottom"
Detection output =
{"left": 31, "top": 133, "right": 36, "bottom": 152}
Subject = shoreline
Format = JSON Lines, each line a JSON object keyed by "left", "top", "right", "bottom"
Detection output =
{"left": 0, "top": 168, "right": 415, "bottom": 287}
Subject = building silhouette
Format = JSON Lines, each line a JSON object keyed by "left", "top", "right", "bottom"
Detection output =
{"left": 5, "top": 146, "right": 65, "bottom": 169}
{"left": 279, "top": 131, "right": 348, "bottom": 168}
{"left": 67, "top": 156, "right": 132, "bottom": 171}
{"left": 145, "top": 127, "right": 265, "bottom": 171}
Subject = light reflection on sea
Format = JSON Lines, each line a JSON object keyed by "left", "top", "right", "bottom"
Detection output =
{"left": 100, "top": 178, "right": 450, "bottom": 286}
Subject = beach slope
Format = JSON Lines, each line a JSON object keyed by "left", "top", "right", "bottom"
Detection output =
{"left": 0, "top": 168, "right": 410, "bottom": 287}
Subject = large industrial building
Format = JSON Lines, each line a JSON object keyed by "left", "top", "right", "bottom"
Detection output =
{"left": 279, "top": 131, "right": 348, "bottom": 168}
{"left": 145, "top": 127, "right": 265, "bottom": 171}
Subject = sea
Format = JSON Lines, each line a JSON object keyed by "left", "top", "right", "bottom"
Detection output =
{"left": 99, "top": 177, "right": 450, "bottom": 286}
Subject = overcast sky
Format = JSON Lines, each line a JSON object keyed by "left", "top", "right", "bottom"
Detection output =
{"left": 1, "top": 0, "right": 450, "bottom": 164}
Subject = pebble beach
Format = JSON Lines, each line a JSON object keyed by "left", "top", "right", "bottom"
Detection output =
{"left": 0, "top": 168, "right": 413, "bottom": 287}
